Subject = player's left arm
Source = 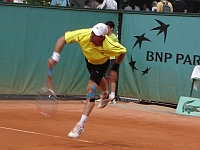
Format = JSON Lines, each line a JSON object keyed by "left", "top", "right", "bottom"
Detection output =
{"left": 109, "top": 52, "right": 126, "bottom": 82}
{"left": 115, "top": 53, "right": 126, "bottom": 65}
{"left": 109, "top": 42, "right": 127, "bottom": 81}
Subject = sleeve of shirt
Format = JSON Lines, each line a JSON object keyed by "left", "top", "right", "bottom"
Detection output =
{"left": 65, "top": 29, "right": 89, "bottom": 44}
{"left": 112, "top": 42, "right": 127, "bottom": 55}
{"left": 104, "top": 38, "right": 127, "bottom": 57}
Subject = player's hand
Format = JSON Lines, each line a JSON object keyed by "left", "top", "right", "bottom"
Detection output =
{"left": 109, "top": 70, "right": 118, "bottom": 82}
{"left": 48, "top": 58, "right": 57, "bottom": 68}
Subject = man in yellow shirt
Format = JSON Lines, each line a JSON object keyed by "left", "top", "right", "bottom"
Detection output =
{"left": 48, "top": 23, "right": 127, "bottom": 138}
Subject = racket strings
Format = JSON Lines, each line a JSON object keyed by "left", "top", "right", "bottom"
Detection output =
{"left": 36, "top": 87, "right": 58, "bottom": 117}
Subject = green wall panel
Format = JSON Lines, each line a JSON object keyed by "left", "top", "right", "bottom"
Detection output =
{"left": 119, "top": 13, "right": 200, "bottom": 104}
{"left": 1, "top": 4, "right": 200, "bottom": 104}
{"left": 0, "top": 4, "right": 118, "bottom": 95}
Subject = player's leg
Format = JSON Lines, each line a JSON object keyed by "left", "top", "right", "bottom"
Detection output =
{"left": 108, "top": 59, "right": 117, "bottom": 104}
{"left": 96, "top": 77, "right": 109, "bottom": 102}
{"left": 96, "top": 59, "right": 111, "bottom": 102}
{"left": 109, "top": 81, "right": 116, "bottom": 104}
{"left": 68, "top": 80, "right": 98, "bottom": 138}
{"left": 98, "top": 77, "right": 113, "bottom": 108}
{"left": 68, "top": 59, "right": 109, "bottom": 138}
{"left": 98, "top": 60, "right": 117, "bottom": 108}
{"left": 82, "top": 80, "right": 98, "bottom": 116}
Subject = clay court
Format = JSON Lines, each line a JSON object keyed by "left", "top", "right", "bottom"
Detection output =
{"left": 0, "top": 100, "right": 200, "bottom": 150}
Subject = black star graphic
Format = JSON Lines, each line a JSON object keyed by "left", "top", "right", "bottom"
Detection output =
{"left": 129, "top": 55, "right": 138, "bottom": 72}
{"left": 150, "top": 19, "right": 170, "bottom": 43}
{"left": 141, "top": 67, "right": 151, "bottom": 76}
{"left": 132, "top": 33, "right": 151, "bottom": 49}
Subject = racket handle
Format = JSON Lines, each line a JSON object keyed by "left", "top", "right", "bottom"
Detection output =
{"left": 48, "top": 68, "right": 53, "bottom": 77}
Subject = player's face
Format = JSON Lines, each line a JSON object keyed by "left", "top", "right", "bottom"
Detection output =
{"left": 90, "top": 32, "right": 104, "bottom": 46}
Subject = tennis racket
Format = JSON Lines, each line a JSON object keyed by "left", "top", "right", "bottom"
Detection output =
{"left": 36, "top": 68, "right": 58, "bottom": 117}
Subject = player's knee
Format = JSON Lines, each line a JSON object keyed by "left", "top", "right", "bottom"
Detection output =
{"left": 86, "top": 85, "right": 96, "bottom": 99}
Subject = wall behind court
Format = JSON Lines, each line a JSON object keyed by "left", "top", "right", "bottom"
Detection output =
{"left": 0, "top": 4, "right": 118, "bottom": 95}
{"left": 119, "top": 12, "right": 200, "bottom": 104}
{"left": 1, "top": 4, "right": 200, "bottom": 104}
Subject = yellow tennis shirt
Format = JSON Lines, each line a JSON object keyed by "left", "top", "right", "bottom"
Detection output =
{"left": 65, "top": 28, "right": 126, "bottom": 65}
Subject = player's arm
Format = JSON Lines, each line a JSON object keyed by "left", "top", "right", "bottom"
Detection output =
{"left": 54, "top": 36, "right": 66, "bottom": 54}
{"left": 110, "top": 53, "right": 125, "bottom": 73}
{"left": 115, "top": 53, "right": 125, "bottom": 65}
{"left": 109, "top": 49, "right": 126, "bottom": 82}
{"left": 48, "top": 36, "right": 66, "bottom": 68}
{"left": 111, "top": 42, "right": 127, "bottom": 70}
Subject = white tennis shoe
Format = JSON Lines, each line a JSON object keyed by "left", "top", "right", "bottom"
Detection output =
{"left": 98, "top": 94, "right": 115, "bottom": 108}
{"left": 98, "top": 98, "right": 110, "bottom": 108}
{"left": 96, "top": 93, "right": 106, "bottom": 102}
{"left": 68, "top": 123, "right": 84, "bottom": 138}
{"left": 96, "top": 98, "right": 101, "bottom": 102}
{"left": 109, "top": 99, "right": 116, "bottom": 104}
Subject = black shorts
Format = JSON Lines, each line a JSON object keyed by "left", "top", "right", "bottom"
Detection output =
{"left": 85, "top": 58, "right": 110, "bottom": 86}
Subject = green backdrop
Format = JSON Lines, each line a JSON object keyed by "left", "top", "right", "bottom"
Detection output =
{"left": 119, "top": 12, "right": 200, "bottom": 104}
{"left": 1, "top": 4, "right": 200, "bottom": 104}
{"left": 0, "top": 4, "right": 118, "bottom": 95}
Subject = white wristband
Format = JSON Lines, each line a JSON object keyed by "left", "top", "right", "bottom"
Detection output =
{"left": 51, "top": 52, "right": 60, "bottom": 62}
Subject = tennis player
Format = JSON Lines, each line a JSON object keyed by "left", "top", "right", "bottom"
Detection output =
{"left": 48, "top": 23, "right": 127, "bottom": 138}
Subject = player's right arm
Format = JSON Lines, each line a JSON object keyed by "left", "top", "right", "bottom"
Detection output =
{"left": 48, "top": 29, "right": 90, "bottom": 68}
{"left": 48, "top": 36, "right": 66, "bottom": 68}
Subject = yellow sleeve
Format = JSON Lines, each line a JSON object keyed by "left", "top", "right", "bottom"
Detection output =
{"left": 65, "top": 29, "right": 90, "bottom": 44}
{"left": 104, "top": 37, "right": 127, "bottom": 57}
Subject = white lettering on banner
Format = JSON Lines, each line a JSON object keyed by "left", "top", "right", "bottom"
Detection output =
{"left": 146, "top": 51, "right": 200, "bottom": 65}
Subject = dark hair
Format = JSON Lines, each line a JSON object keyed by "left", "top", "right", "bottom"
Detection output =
{"left": 105, "top": 21, "right": 115, "bottom": 29}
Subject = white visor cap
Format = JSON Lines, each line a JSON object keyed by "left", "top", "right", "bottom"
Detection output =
{"left": 91, "top": 23, "right": 108, "bottom": 36}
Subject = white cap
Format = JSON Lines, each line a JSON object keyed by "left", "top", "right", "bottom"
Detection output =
{"left": 91, "top": 23, "right": 108, "bottom": 36}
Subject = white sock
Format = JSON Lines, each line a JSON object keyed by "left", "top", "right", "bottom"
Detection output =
{"left": 110, "top": 92, "right": 115, "bottom": 96}
{"left": 78, "top": 115, "right": 88, "bottom": 127}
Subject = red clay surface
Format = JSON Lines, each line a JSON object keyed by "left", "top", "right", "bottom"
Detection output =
{"left": 0, "top": 100, "right": 200, "bottom": 150}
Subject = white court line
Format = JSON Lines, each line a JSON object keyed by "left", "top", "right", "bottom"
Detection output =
{"left": 0, "top": 126, "right": 132, "bottom": 149}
